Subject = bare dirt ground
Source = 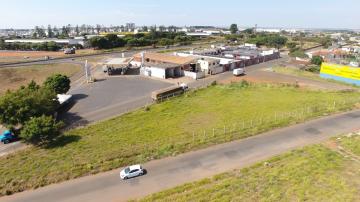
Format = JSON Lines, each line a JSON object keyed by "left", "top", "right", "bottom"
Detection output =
{"left": 0, "top": 49, "right": 98, "bottom": 63}
{"left": 220, "top": 69, "right": 354, "bottom": 91}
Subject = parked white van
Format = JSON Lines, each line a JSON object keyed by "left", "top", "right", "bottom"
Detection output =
{"left": 233, "top": 68, "right": 245, "bottom": 76}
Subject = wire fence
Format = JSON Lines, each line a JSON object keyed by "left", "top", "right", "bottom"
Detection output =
{"left": 129, "top": 97, "right": 360, "bottom": 161}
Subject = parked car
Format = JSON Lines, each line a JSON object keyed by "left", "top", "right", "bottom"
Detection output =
{"left": 120, "top": 165, "right": 145, "bottom": 180}
{"left": 0, "top": 130, "right": 17, "bottom": 144}
{"left": 233, "top": 68, "right": 245, "bottom": 76}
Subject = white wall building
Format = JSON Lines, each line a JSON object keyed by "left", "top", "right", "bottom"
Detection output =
{"left": 197, "top": 58, "right": 221, "bottom": 75}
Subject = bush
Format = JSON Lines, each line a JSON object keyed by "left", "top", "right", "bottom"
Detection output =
{"left": 311, "top": 56, "right": 324, "bottom": 66}
{"left": 44, "top": 74, "right": 71, "bottom": 94}
{"left": 289, "top": 50, "right": 308, "bottom": 58}
{"left": 158, "top": 38, "right": 174, "bottom": 46}
{"left": 306, "top": 65, "right": 321, "bottom": 73}
{"left": 20, "top": 115, "right": 62, "bottom": 146}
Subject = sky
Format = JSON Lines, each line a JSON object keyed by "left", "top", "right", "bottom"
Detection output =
{"left": 1, "top": 0, "right": 360, "bottom": 29}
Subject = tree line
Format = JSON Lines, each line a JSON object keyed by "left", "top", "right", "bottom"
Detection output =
{"left": 89, "top": 31, "right": 194, "bottom": 49}
{"left": 0, "top": 74, "right": 71, "bottom": 146}
{"left": 0, "top": 39, "right": 62, "bottom": 51}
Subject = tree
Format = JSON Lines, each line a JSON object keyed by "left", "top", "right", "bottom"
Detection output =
{"left": 47, "top": 25, "right": 54, "bottom": 38}
{"left": 158, "top": 25, "right": 166, "bottom": 32}
{"left": 75, "top": 25, "right": 80, "bottom": 36}
{"left": 44, "top": 74, "right": 71, "bottom": 94}
{"left": 158, "top": 38, "right": 174, "bottom": 46}
{"left": 311, "top": 56, "right": 324, "bottom": 66}
{"left": 20, "top": 115, "right": 62, "bottom": 146}
{"left": 286, "top": 42, "right": 298, "bottom": 50}
{"left": 230, "top": 24, "right": 238, "bottom": 34}
{"left": 33, "top": 26, "right": 46, "bottom": 38}
{"left": 0, "top": 81, "right": 58, "bottom": 127}
{"left": 89, "top": 37, "right": 110, "bottom": 49}
{"left": 61, "top": 26, "right": 69, "bottom": 37}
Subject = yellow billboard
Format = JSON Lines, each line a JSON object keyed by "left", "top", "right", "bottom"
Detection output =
{"left": 320, "top": 63, "right": 360, "bottom": 81}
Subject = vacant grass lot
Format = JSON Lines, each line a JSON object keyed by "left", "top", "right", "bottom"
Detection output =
{"left": 1, "top": 83, "right": 360, "bottom": 196}
{"left": 0, "top": 63, "right": 82, "bottom": 95}
{"left": 139, "top": 143, "right": 360, "bottom": 202}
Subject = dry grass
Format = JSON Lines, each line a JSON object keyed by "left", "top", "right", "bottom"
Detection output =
{"left": 0, "top": 63, "right": 82, "bottom": 95}
{"left": 1, "top": 83, "right": 360, "bottom": 196}
{"left": 139, "top": 144, "right": 360, "bottom": 202}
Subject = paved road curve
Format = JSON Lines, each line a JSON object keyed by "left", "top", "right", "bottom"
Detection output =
{"left": 2, "top": 109, "right": 360, "bottom": 202}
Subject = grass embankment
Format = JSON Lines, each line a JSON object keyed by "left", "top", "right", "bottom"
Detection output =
{"left": 1, "top": 83, "right": 360, "bottom": 195}
{"left": 139, "top": 142, "right": 360, "bottom": 202}
{"left": 0, "top": 63, "right": 82, "bottom": 95}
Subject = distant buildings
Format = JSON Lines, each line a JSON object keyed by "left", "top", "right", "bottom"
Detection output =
{"left": 4, "top": 38, "right": 85, "bottom": 46}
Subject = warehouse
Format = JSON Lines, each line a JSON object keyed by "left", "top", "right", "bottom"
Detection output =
{"left": 133, "top": 52, "right": 198, "bottom": 71}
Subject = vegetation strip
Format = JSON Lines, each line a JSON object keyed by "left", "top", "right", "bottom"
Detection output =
{"left": 1, "top": 83, "right": 360, "bottom": 196}
{"left": 137, "top": 136, "right": 360, "bottom": 202}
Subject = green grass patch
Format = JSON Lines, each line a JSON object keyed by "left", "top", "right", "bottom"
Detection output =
{"left": 338, "top": 134, "right": 360, "bottom": 156}
{"left": 1, "top": 83, "right": 360, "bottom": 196}
{"left": 138, "top": 145, "right": 360, "bottom": 202}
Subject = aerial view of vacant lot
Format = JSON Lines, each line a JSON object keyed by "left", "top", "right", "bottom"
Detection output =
{"left": 1, "top": 82, "right": 360, "bottom": 196}
{"left": 0, "top": 63, "right": 82, "bottom": 95}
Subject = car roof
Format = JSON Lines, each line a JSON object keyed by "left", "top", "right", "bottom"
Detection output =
{"left": 129, "top": 165, "right": 141, "bottom": 170}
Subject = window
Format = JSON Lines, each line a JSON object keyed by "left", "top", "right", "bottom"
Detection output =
{"left": 124, "top": 168, "right": 130, "bottom": 174}
{"left": 130, "top": 169, "right": 139, "bottom": 173}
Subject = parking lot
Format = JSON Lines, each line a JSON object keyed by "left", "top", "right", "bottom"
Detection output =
{"left": 61, "top": 76, "right": 172, "bottom": 126}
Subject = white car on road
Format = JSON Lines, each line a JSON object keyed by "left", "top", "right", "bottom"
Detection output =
{"left": 120, "top": 165, "right": 145, "bottom": 180}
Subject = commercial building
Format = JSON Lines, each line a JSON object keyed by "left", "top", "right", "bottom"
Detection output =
{"left": 133, "top": 52, "right": 198, "bottom": 71}
{"left": 133, "top": 52, "right": 204, "bottom": 80}
{"left": 142, "top": 63, "right": 183, "bottom": 79}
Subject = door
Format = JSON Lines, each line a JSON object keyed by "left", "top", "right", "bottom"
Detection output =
{"left": 129, "top": 169, "right": 139, "bottom": 177}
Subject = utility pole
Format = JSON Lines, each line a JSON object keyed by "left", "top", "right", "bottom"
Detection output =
{"left": 84, "top": 60, "right": 93, "bottom": 83}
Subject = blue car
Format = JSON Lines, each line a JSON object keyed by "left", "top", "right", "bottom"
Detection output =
{"left": 0, "top": 130, "right": 17, "bottom": 144}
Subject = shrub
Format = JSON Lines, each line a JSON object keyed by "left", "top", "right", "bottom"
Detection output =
{"left": 20, "top": 115, "right": 63, "bottom": 146}
{"left": 44, "top": 74, "right": 71, "bottom": 94}
{"left": 311, "top": 56, "right": 324, "bottom": 66}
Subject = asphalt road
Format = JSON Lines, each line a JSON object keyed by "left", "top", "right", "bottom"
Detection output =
{"left": 62, "top": 76, "right": 172, "bottom": 126}
{"left": 2, "top": 109, "right": 360, "bottom": 202}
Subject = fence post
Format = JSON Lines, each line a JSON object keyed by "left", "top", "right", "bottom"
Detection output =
{"left": 213, "top": 128, "right": 215, "bottom": 137}
{"left": 192, "top": 131, "right": 195, "bottom": 143}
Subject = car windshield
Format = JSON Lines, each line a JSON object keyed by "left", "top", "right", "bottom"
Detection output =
{"left": 124, "top": 167, "right": 130, "bottom": 174}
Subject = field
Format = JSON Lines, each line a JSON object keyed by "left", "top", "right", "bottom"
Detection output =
{"left": 1, "top": 83, "right": 360, "bottom": 196}
{"left": 0, "top": 63, "right": 82, "bottom": 95}
{"left": 139, "top": 135, "right": 360, "bottom": 202}
{"left": 0, "top": 49, "right": 100, "bottom": 64}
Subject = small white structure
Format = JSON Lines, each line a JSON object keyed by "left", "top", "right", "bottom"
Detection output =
{"left": 184, "top": 71, "right": 205, "bottom": 79}
{"left": 142, "top": 63, "right": 183, "bottom": 79}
